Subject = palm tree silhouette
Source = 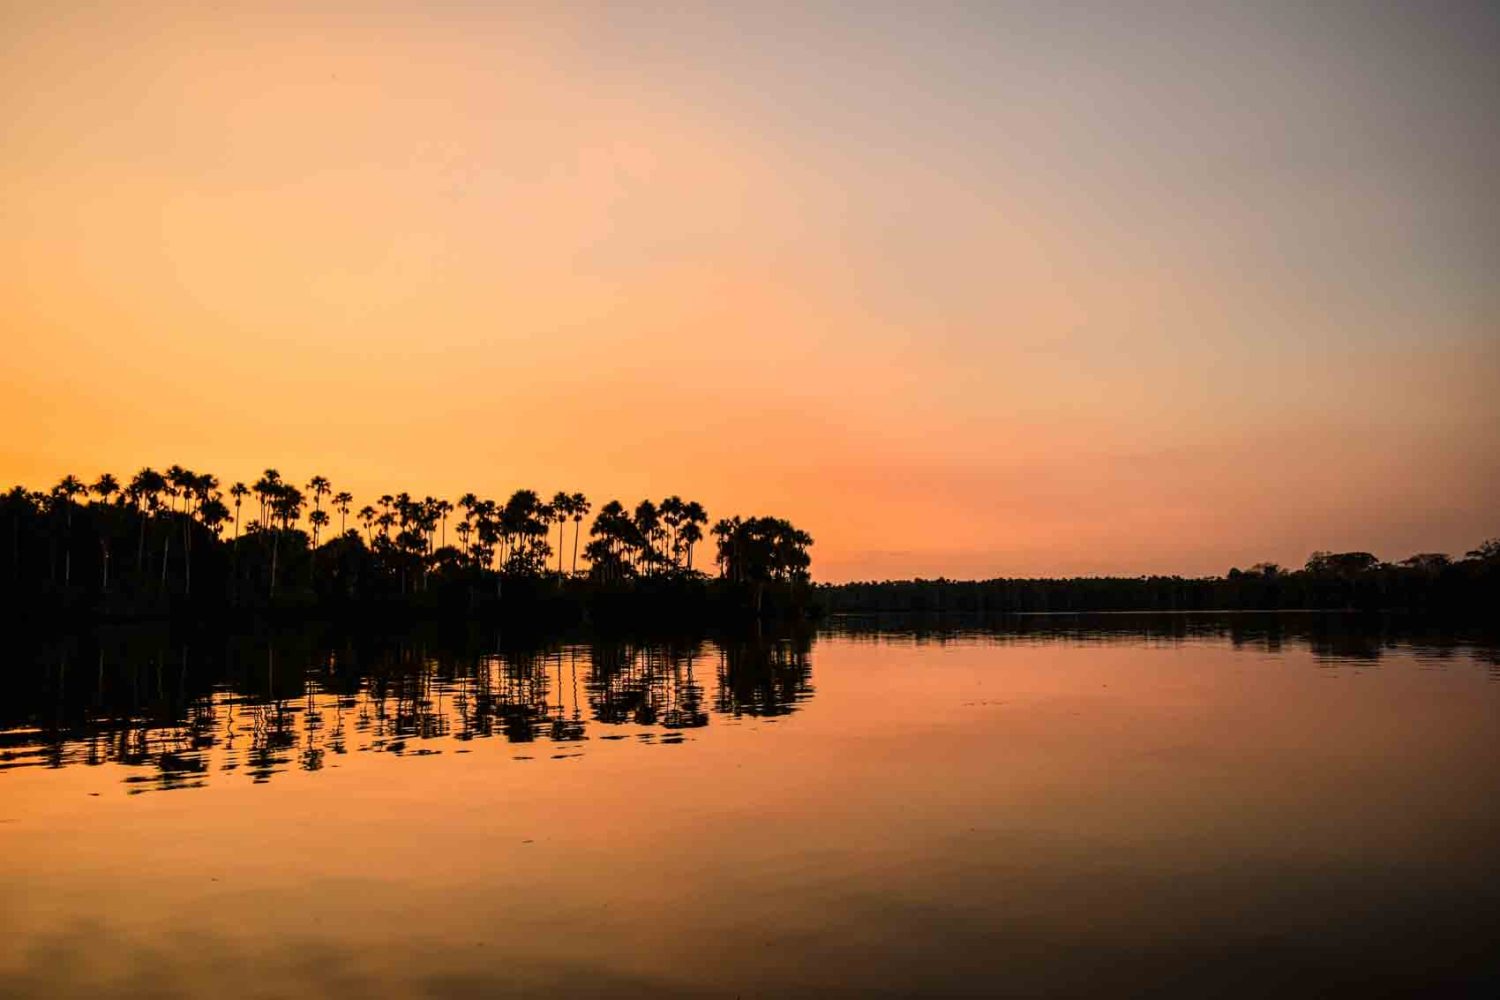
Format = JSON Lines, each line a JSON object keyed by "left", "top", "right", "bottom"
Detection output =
{"left": 307, "top": 476, "right": 331, "bottom": 527}
{"left": 128, "top": 467, "right": 165, "bottom": 572}
{"left": 681, "top": 501, "right": 707, "bottom": 571}
{"left": 435, "top": 498, "right": 453, "bottom": 549}
{"left": 551, "top": 491, "right": 572, "bottom": 576}
{"left": 2, "top": 462, "right": 834, "bottom": 616}
{"left": 254, "top": 469, "right": 282, "bottom": 531}
{"left": 358, "top": 504, "right": 376, "bottom": 545}
{"left": 52, "top": 475, "right": 85, "bottom": 587}
{"left": 91, "top": 473, "right": 119, "bottom": 505}
{"left": 309, "top": 508, "right": 330, "bottom": 548}
{"left": 333, "top": 491, "right": 354, "bottom": 537}
{"left": 229, "top": 483, "right": 249, "bottom": 542}
{"left": 91, "top": 473, "right": 120, "bottom": 590}
{"left": 570, "top": 493, "right": 590, "bottom": 576}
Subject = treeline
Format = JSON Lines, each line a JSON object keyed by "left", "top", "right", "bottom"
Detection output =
{"left": 819, "top": 544, "right": 1500, "bottom": 617}
{"left": 1, "top": 467, "right": 814, "bottom": 621}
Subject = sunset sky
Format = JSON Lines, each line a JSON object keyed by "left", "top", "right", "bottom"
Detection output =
{"left": 3, "top": 2, "right": 1496, "bottom": 581}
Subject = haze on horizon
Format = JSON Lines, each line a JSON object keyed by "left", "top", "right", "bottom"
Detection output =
{"left": 2, "top": 1, "right": 1496, "bottom": 583}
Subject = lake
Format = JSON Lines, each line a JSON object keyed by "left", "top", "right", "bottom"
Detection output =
{"left": 2, "top": 614, "right": 1497, "bottom": 997}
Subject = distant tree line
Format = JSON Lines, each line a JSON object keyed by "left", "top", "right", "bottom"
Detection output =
{"left": 1, "top": 467, "right": 814, "bottom": 620}
{"left": 818, "top": 542, "right": 1500, "bottom": 617}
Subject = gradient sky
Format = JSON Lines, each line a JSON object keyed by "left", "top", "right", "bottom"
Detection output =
{"left": 3, "top": 2, "right": 1496, "bottom": 581}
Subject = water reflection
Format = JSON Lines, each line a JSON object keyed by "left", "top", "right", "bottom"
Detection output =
{"left": 4, "top": 613, "right": 1496, "bottom": 795}
{"left": 3, "top": 614, "right": 1498, "bottom": 997}
{"left": 0, "top": 624, "right": 814, "bottom": 792}
{"left": 826, "top": 611, "right": 1500, "bottom": 668}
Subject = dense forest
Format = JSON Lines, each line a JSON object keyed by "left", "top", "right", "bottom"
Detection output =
{"left": 1, "top": 468, "right": 814, "bottom": 622}
{"left": 819, "top": 544, "right": 1500, "bottom": 618}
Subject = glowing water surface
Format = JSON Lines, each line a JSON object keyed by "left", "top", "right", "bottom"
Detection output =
{"left": 2, "top": 616, "right": 1497, "bottom": 997}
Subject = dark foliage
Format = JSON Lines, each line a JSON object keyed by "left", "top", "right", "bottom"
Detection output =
{"left": 818, "top": 542, "right": 1500, "bottom": 617}
{"left": 0, "top": 469, "right": 815, "bottom": 622}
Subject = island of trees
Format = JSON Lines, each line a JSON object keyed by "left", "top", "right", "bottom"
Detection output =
{"left": 1, "top": 467, "right": 814, "bottom": 623}
{"left": 6, "top": 466, "right": 1493, "bottom": 623}
{"left": 819, "top": 543, "right": 1500, "bottom": 619}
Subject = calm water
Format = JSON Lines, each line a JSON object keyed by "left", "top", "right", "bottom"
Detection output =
{"left": 2, "top": 615, "right": 1497, "bottom": 997}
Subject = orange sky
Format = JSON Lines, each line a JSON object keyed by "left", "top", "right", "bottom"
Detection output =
{"left": 3, "top": 3, "right": 1497, "bottom": 580}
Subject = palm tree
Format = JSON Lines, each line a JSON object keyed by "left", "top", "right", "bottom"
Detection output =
{"left": 161, "top": 465, "right": 196, "bottom": 586}
{"left": 435, "top": 498, "right": 453, "bottom": 549}
{"left": 91, "top": 474, "right": 120, "bottom": 591}
{"left": 358, "top": 505, "right": 376, "bottom": 544}
{"left": 681, "top": 500, "right": 707, "bottom": 571}
{"left": 165, "top": 465, "right": 190, "bottom": 513}
{"left": 52, "top": 475, "right": 85, "bottom": 587}
{"left": 229, "top": 483, "right": 249, "bottom": 542}
{"left": 711, "top": 518, "right": 739, "bottom": 580}
{"left": 199, "top": 497, "right": 229, "bottom": 537}
{"left": 182, "top": 473, "right": 216, "bottom": 595}
{"left": 129, "top": 468, "right": 165, "bottom": 572}
{"left": 550, "top": 492, "right": 572, "bottom": 575}
{"left": 457, "top": 493, "right": 479, "bottom": 564}
{"left": 570, "top": 492, "right": 590, "bottom": 576}
{"left": 660, "top": 495, "right": 684, "bottom": 569}
{"left": 307, "top": 476, "right": 331, "bottom": 539}
{"left": 254, "top": 469, "right": 282, "bottom": 530}
{"left": 267, "top": 484, "right": 304, "bottom": 597}
{"left": 333, "top": 491, "right": 354, "bottom": 536}
{"left": 91, "top": 473, "right": 119, "bottom": 505}
{"left": 309, "top": 508, "right": 330, "bottom": 547}
{"left": 634, "top": 500, "right": 660, "bottom": 575}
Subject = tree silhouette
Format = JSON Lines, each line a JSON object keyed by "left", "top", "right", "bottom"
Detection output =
{"left": 229, "top": 482, "right": 249, "bottom": 542}
{"left": 333, "top": 491, "right": 354, "bottom": 537}
{"left": 309, "top": 508, "right": 330, "bottom": 548}
{"left": 52, "top": 475, "right": 85, "bottom": 586}
{"left": 90, "top": 473, "right": 120, "bottom": 591}
{"left": 569, "top": 492, "right": 590, "bottom": 576}
{"left": 0, "top": 463, "right": 838, "bottom": 621}
{"left": 551, "top": 491, "right": 572, "bottom": 576}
